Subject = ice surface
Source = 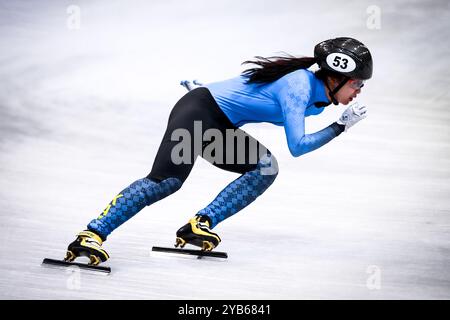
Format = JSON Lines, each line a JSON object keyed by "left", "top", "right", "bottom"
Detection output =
{"left": 0, "top": 0, "right": 449, "bottom": 299}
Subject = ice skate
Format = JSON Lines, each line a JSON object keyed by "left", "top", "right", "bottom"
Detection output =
{"left": 175, "top": 215, "right": 221, "bottom": 251}
{"left": 64, "top": 230, "right": 110, "bottom": 266}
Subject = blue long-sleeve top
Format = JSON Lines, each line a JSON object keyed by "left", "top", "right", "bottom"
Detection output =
{"left": 204, "top": 69, "right": 344, "bottom": 157}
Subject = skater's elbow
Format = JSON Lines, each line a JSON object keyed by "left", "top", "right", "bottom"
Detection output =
{"left": 288, "top": 143, "right": 307, "bottom": 157}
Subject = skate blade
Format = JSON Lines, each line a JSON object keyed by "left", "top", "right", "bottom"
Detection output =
{"left": 42, "top": 258, "right": 111, "bottom": 274}
{"left": 152, "top": 246, "right": 227, "bottom": 259}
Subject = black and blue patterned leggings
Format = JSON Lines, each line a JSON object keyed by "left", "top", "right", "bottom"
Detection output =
{"left": 87, "top": 87, "right": 278, "bottom": 240}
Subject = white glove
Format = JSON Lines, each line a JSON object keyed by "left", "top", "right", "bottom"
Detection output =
{"left": 337, "top": 102, "right": 368, "bottom": 131}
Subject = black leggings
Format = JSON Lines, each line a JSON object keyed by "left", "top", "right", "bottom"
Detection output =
{"left": 147, "top": 87, "right": 271, "bottom": 183}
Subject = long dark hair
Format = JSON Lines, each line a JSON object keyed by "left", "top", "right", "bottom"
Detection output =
{"left": 241, "top": 54, "right": 344, "bottom": 85}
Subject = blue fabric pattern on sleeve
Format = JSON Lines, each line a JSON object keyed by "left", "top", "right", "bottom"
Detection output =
{"left": 275, "top": 71, "right": 338, "bottom": 157}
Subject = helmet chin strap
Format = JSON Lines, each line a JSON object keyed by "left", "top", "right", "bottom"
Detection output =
{"left": 325, "top": 78, "right": 349, "bottom": 105}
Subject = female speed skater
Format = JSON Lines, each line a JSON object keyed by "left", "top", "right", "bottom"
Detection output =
{"left": 64, "top": 37, "right": 373, "bottom": 266}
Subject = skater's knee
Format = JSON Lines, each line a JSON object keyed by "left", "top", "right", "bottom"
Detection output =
{"left": 146, "top": 175, "right": 183, "bottom": 193}
{"left": 164, "top": 177, "right": 183, "bottom": 192}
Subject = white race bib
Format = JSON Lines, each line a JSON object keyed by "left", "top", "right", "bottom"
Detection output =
{"left": 326, "top": 53, "right": 356, "bottom": 73}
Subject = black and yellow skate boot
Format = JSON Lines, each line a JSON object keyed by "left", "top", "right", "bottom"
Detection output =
{"left": 64, "top": 231, "right": 110, "bottom": 266}
{"left": 175, "top": 215, "right": 221, "bottom": 251}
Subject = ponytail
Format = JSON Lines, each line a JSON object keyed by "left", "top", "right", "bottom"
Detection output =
{"left": 241, "top": 54, "right": 317, "bottom": 84}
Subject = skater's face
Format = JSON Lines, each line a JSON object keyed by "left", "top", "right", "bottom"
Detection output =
{"left": 330, "top": 78, "right": 365, "bottom": 105}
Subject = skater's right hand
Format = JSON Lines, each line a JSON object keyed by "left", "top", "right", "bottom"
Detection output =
{"left": 337, "top": 102, "right": 368, "bottom": 132}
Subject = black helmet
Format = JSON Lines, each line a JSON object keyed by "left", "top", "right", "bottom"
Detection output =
{"left": 314, "top": 37, "right": 373, "bottom": 80}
